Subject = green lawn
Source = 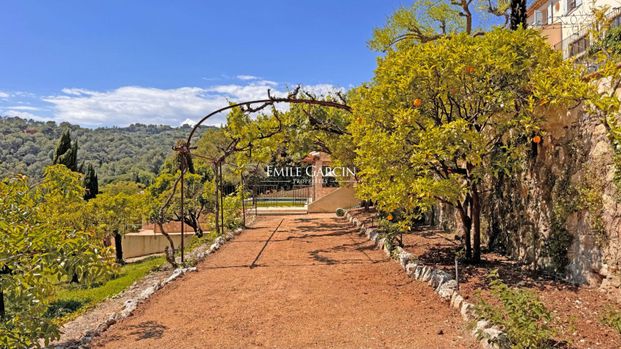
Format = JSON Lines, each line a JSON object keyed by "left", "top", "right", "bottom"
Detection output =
{"left": 47, "top": 256, "right": 165, "bottom": 322}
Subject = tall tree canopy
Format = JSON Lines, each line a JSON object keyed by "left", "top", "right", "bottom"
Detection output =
{"left": 369, "top": 0, "right": 512, "bottom": 52}
{"left": 350, "top": 28, "right": 590, "bottom": 262}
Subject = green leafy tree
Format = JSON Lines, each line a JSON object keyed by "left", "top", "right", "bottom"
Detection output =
{"left": 149, "top": 160, "right": 213, "bottom": 238}
{"left": 0, "top": 165, "right": 113, "bottom": 347}
{"left": 350, "top": 28, "right": 590, "bottom": 262}
{"left": 87, "top": 181, "right": 146, "bottom": 263}
{"left": 368, "top": 0, "right": 512, "bottom": 52}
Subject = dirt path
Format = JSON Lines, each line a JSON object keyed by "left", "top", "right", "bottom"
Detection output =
{"left": 91, "top": 213, "right": 477, "bottom": 349}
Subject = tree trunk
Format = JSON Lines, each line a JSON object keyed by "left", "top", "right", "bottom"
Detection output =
{"left": 214, "top": 164, "right": 220, "bottom": 236}
{"left": 241, "top": 174, "right": 246, "bottom": 228}
{"left": 0, "top": 288, "right": 5, "bottom": 320}
{"left": 219, "top": 162, "right": 225, "bottom": 234}
{"left": 157, "top": 222, "right": 178, "bottom": 268}
{"left": 114, "top": 230, "right": 124, "bottom": 264}
{"left": 472, "top": 184, "right": 482, "bottom": 263}
{"left": 457, "top": 202, "right": 472, "bottom": 260}
{"left": 183, "top": 214, "right": 202, "bottom": 238}
{"left": 510, "top": 0, "right": 527, "bottom": 30}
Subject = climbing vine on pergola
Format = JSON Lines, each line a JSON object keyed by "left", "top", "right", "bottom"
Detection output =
{"left": 157, "top": 87, "right": 352, "bottom": 265}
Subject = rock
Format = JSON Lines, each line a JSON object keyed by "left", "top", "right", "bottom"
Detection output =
{"left": 414, "top": 265, "right": 425, "bottom": 279}
{"left": 460, "top": 301, "right": 474, "bottom": 320}
{"left": 366, "top": 228, "right": 375, "bottom": 239}
{"left": 430, "top": 270, "right": 451, "bottom": 289}
{"left": 450, "top": 293, "right": 464, "bottom": 310}
{"left": 421, "top": 267, "right": 434, "bottom": 282}
{"left": 139, "top": 285, "right": 157, "bottom": 299}
{"left": 471, "top": 320, "right": 491, "bottom": 337}
{"left": 383, "top": 242, "right": 392, "bottom": 256}
{"left": 437, "top": 280, "right": 457, "bottom": 300}
{"left": 120, "top": 300, "right": 137, "bottom": 317}
{"left": 399, "top": 251, "right": 415, "bottom": 269}
{"left": 377, "top": 238, "right": 386, "bottom": 249}
{"left": 480, "top": 327, "right": 511, "bottom": 349}
{"left": 405, "top": 262, "right": 418, "bottom": 276}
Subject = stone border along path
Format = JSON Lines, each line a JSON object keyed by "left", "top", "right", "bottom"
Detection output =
{"left": 344, "top": 210, "right": 511, "bottom": 349}
{"left": 49, "top": 227, "right": 243, "bottom": 349}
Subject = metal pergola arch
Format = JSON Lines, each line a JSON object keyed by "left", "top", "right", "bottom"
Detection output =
{"left": 162, "top": 87, "right": 351, "bottom": 264}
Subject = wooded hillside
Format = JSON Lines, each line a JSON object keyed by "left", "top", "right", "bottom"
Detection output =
{"left": 0, "top": 116, "right": 210, "bottom": 183}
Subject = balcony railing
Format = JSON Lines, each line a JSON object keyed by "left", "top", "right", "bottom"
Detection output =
{"left": 553, "top": 7, "right": 621, "bottom": 60}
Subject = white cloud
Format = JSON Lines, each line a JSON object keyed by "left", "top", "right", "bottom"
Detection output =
{"left": 5, "top": 105, "right": 40, "bottom": 111}
{"left": 2, "top": 109, "right": 53, "bottom": 122}
{"left": 41, "top": 80, "right": 344, "bottom": 127}
{"left": 236, "top": 75, "right": 260, "bottom": 81}
{"left": 0, "top": 91, "right": 9, "bottom": 99}
{"left": 180, "top": 118, "right": 197, "bottom": 127}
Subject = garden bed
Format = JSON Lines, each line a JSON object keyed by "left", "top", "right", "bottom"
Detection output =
{"left": 348, "top": 207, "right": 621, "bottom": 349}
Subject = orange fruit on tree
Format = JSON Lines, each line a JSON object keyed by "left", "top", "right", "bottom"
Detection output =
{"left": 465, "top": 66, "right": 475, "bottom": 74}
{"left": 387, "top": 214, "right": 394, "bottom": 221}
{"left": 413, "top": 98, "right": 423, "bottom": 108}
{"left": 532, "top": 135, "right": 542, "bottom": 144}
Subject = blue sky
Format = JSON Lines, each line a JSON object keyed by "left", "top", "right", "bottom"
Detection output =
{"left": 0, "top": 1, "right": 496, "bottom": 127}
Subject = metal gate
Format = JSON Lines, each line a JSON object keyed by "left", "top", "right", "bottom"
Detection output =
{"left": 245, "top": 180, "right": 312, "bottom": 218}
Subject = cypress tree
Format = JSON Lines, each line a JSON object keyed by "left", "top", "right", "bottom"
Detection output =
{"left": 53, "top": 129, "right": 79, "bottom": 172}
{"left": 83, "top": 164, "right": 99, "bottom": 200}
{"left": 510, "top": 0, "right": 527, "bottom": 30}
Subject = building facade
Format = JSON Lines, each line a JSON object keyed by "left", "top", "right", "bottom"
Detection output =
{"left": 527, "top": 0, "right": 621, "bottom": 59}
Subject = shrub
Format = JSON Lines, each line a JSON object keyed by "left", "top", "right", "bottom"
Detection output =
{"left": 590, "top": 26, "right": 621, "bottom": 56}
{"left": 223, "top": 195, "right": 243, "bottom": 230}
{"left": 377, "top": 218, "right": 403, "bottom": 251}
{"left": 601, "top": 306, "right": 621, "bottom": 334}
{"left": 336, "top": 208, "right": 345, "bottom": 217}
{"left": 475, "top": 270, "right": 554, "bottom": 349}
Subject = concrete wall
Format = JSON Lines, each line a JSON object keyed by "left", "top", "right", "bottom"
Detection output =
{"left": 122, "top": 232, "right": 195, "bottom": 259}
{"left": 141, "top": 221, "right": 195, "bottom": 233}
{"left": 308, "top": 185, "right": 359, "bottom": 213}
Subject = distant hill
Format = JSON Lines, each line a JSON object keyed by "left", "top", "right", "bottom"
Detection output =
{"left": 0, "top": 116, "right": 211, "bottom": 184}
